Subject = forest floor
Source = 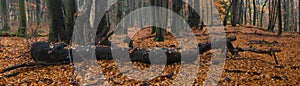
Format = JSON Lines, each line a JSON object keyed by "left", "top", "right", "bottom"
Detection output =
{"left": 0, "top": 26, "right": 300, "bottom": 85}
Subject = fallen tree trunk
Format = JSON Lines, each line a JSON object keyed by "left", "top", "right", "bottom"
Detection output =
{"left": 0, "top": 33, "right": 48, "bottom": 37}
{"left": 96, "top": 46, "right": 196, "bottom": 64}
{"left": 2, "top": 36, "right": 284, "bottom": 73}
{"left": 198, "top": 36, "right": 237, "bottom": 54}
{"left": 234, "top": 48, "right": 281, "bottom": 65}
{"left": 0, "top": 62, "right": 69, "bottom": 73}
{"left": 29, "top": 36, "right": 281, "bottom": 65}
{"left": 0, "top": 72, "right": 20, "bottom": 80}
{"left": 29, "top": 42, "right": 185, "bottom": 64}
{"left": 30, "top": 42, "right": 69, "bottom": 63}
{"left": 30, "top": 37, "right": 237, "bottom": 64}
{"left": 248, "top": 40, "right": 279, "bottom": 45}
{"left": 235, "top": 48, "right": 281, "bottom": 54}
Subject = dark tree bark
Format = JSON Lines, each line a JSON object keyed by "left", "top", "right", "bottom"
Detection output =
{"left": 231, "top": 0, "right": 240, "bottom": 26}
{"left": 116, "top": 0, "right": 123, "bottom": 33}
{"left": 210, "top": 0, "right": 214, "bottom": 25}
{"left": 29, "top": 37, "right": 236, "bottom": 64}
{"left": 30, "top": 42, "right": 69, "bottom": 63}
{"left": 46, "top": 0, "right": 77, "bottom": 43}
{"left": 277, "top": 0, "right": 283, "bottom": 35}
{"left": 247, "top": 0, "right": 252, "bottom": 24}
{"left": 194, "top": 0, "right": 200, "bottom": 28}
{"left": 150, "top": 0, "right": 164, "bottom": 42}
{"left": 156, "top": 0, "right": 164, "bottom": 42}
{"left": 29, "top": 35, "right": 282, "bottom": 66}
{"left": 223, "top": 0, "right": 232, "bottom": 26}
{"left": 151, "top": 0, "right": 157, "bottom": 33}
{"left": 283, "top": 0, "right": 290, "bottom": 31}
{"left": 260, "top": 0, "right": 268, "bottom": 28}
{"left": 253, "top": 0, "right": 257, "bottom": 26}
{"left": 0, "top": 0, "right": 10, "bottom": 32}
{"left": 35, "top": 0, "right": 41, "bottom": 31}
{"left": 290, "top": 0, "right": 296, "bottom": 32}
{"left": 62, "top": 0, "right": 77, "bottom": 42}
{"left": 188, "top": 0, "right": 200, "bottom": 27}
{"left": 171, "top": 0, "right": 183, "bottom": 34}
{"left": 171, "top": 0, "right": 183, "bottom": 35}
{"left": 138, "top": 0, "right": 144, "bottom": 28}
{"left": 17, "top": 0, "right": 27, "bottom": 36}
{"left": 161, "top": 0, "right": 168, "bottom": 32}
{"left": 267, "top": 0, "right": 278, "bottom": 31}
{"left": 46, "top": 0, "right": 67, "bottom": 42}
{"left": 95, "top": 0, "right": 109, "bottom": 44}
{"left": 239, "top": 0, "right": 244, "bottom": 24}
{"left": 244, "top": 0, "right": 247, "bottom": 25}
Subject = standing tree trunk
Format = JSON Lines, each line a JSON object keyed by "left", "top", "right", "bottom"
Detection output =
{"left": 299, "top": 0, "right": 300, "bottom": 34}
{"left": 188, "top": 0, "right": 194, "bottom": 27}
{"left": 0, "top": 0, "right": 10, "bottom": 32}
{"left": 253, "top": 0, "right": 257, "bottom": 26}
{"left": 35, "top": 0, "right": 41, "bottom": 31}
{"left": 283, "top": 0, "right": 290, "bottom": 31}
{"left": 123, "top": 0, "right": 129, "bottom": 34}
{"left": 96, "top": 0, "right": 109, "bottom": 44}
{"left": 47, "top": 0, "right": 78, "bottom": 44}
{"left": 260, "top": 0, "right": 268, "bottom": 28}
{"left": 206, "top": 0, "right": 209, "bottom": 24}
{"left": 223, "top": 0, "right": 232, "bottom": 26}
{"left": 247, "top": 0, "right": 252, "bottom": 25}
{"left": 154, "top": 0, "right": 164, "bottom": 42}
{"left": 187, "top": 0, "right": 201, "bottom": 28}
{"left": 116, "top": 0, "right": 122, "bottom": 27}
{"left": 278, "top": 0, "right": 283, "bottom": 35}
{"left": 62, "top": 0, "right": 77, "bottom": 43}
{"left": 244, "top": 0, "right": 247, "bottom": 25}
{"left": 46, "top": 0, "right": 66, "bottom": 42}
{"left": 267, "top": 0, "right": 278, "bottom": 31}
{"left": 257, "top": 0, "right": 260, "bottom": 26}
{"left": 231, "top": 0, "right": 240, "bottom": 26}
{"left": 210, "top": 0, "right": 214, "bottom": 25}
{"left": 17, "top": 0, "right": 27, "bottom": 36}
{"left": 161, "top": 0, "right": 168, "bottom": 33}
{"left": 290, "top": 0, "right": 295, "bottom": 32}
{"left": 138, "top": 0, "right": 144, "bottom": 28}
{"left": 151, "top": 0, "right": 156, "bottom": 34}
{"left": 239, "top": 0, "right": 244, "bottom": 24}
{"left": 194, "top": 0, "right": 200, "bottom": 28}
{"left": 171, "top": 0, "right": 183, "bottom": 35}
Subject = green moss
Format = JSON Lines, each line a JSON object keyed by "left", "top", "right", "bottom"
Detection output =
{"left": 154, "top": 38, "right": 158, "bottom": 41}
{"left": 266, "top": 44, "right": 271, "bottom": 47}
